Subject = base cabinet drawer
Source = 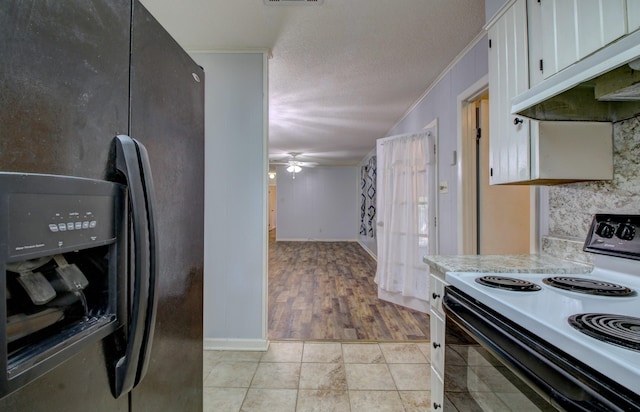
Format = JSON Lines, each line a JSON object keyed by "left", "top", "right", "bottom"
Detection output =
{"left": 429, "top": 272, "right": 446, "bottom": 317}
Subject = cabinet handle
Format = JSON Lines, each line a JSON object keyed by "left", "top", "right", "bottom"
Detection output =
{"left": 432, "top": 342, "right": 441, "bottom": 349}
{"left": 513, "top": 117, "right": 524, "bottom": 125}
{"left": 432, "top": 292, "right": 440, "bottom": 300}
{"left": 434, "top": 402, "right": 442, "bottom": 409}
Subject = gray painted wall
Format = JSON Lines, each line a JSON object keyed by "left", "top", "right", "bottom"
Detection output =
{"left": 486, "top": 0, "right": 509, "bottom": 22}
{"left": 192, "top": 52, "right": 267, "bottom": 345}
{"left": 387, "top": 36, "right": 489, "bottom": 254}
{"left": 276, "top": 166, "right": 359, "bottom": 241}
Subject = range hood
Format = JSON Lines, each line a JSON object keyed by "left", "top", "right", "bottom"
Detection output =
{"left": 512, "top": 29, "right": 640, "bottom": 122}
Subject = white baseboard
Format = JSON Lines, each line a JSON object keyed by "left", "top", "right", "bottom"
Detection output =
{"left": 377, "top": 289, "right": 429, "bottom": 314}
{"left": 204, "top": 338, "right": 269, "bottom": 351}
{"left": 275, "top": 238, "right": 359, "bottom": 242}
{"left": 357, "top": 240, "right": 377, "bottom": 260}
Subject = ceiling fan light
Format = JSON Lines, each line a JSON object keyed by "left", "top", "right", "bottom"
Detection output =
{"left": 286, "top": 164, "right": 302, "bottom": 173}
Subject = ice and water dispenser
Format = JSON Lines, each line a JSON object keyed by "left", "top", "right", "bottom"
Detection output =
{"left": 1, "top": 173, "right": 126, "bottom": 395}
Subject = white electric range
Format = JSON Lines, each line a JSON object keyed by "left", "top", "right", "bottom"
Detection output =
{"left": 443, "top": 214, "right": 640, "bottom": 410}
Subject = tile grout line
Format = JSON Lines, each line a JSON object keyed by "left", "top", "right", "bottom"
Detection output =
{"left": 340, "top": 342, "right": 353, "bottom": 412}
{"left": 203, "top": 341, "right": 431, "bottom": 411}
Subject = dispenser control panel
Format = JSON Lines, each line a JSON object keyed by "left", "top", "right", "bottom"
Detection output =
{"left": 1, "top": 173, "right": 124, "bottom": 260}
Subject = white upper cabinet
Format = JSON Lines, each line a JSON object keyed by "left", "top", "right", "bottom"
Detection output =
{"left": 488, "top": 0, "right": 530, "bottom": 184}
{"left": 487, "top": 0, "right": 615, "bottom": 185}
{"left": 540, "top": 0, "right": 626, "bottom": 78}
{"left": 629, "top": 0, "right": 640, "bottom": 33}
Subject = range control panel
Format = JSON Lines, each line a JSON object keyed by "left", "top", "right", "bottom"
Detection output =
{"left": 584, "top": 214, "right": 640, "bottom": 260}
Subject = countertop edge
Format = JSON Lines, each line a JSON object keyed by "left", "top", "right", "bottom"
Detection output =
{"left": 423, "top": 254, "right": 593, "bottom": 275}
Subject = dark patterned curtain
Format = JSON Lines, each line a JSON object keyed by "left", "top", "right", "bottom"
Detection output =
{"left": 360, "top": 155, "right": 377, "bottom": 238}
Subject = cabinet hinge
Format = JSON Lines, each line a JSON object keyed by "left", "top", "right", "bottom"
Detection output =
{"left": 434, "top": 216, "right": 437, "bottom": 228}
{"left": 433, "top": 144, "right": 436, "bottom": 156}
{"left": 539, "top": 59, "right": 544, "bottom": 72}
{"left": 476, "top": 128, "right": 481, "bottom": 140}
{"left": 489, "top": 39, "right": 492, "bottom": 48}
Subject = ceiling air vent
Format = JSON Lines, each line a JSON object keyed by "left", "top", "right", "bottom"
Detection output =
{"left": 264, "top": 0, "right": 323, "bottom": 5}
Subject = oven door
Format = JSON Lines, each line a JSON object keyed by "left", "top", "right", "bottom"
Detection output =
{"left": 442, "top": 286, "right": 640, "bottom": 411}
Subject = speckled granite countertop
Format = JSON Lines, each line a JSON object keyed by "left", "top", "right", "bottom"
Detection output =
{"left": 423, "top": 254, "right": 592, "bottom": 275}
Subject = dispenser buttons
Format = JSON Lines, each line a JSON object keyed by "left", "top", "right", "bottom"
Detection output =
{"left": 49, "top": 220, "right": 96, "bottom": 232}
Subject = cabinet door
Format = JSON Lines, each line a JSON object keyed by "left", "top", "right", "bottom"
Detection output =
{"left": 629, "top": 0, "right": 640, "bottom": 33}
{"left": 578, "top": 0, "right": 625, "bottom": 58}
{"left": 430, "top": 371, "right": 444, "bottom": 411}
{"left": 541, "top": 0, "right": 625, "bottom": 78}
{"left": 541, "top": 0, "right": 576, "bottom": 77}
{"left": 430, "top": 312, "right": 445, "bottom": 377}
{"left": 429, "top": 310, "right": 445, "bottom": 411}
{"left": 488, "top": 0, "right": 530, "bottom": 184}
{"left": 527, "top": 0, "right": 544, "bottom": 87}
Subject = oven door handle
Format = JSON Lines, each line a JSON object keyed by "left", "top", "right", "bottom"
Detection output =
{"left": 112, "top": 135, "right": 158, "bottom": 398}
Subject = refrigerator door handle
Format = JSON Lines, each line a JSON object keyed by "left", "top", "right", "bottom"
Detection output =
{"left": 112, "top": 135, "right": 158, "bottom": 398}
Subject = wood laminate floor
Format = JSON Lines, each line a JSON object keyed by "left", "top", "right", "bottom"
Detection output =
{"left": 268, "top": 230, "right": 429, "bottom": 341}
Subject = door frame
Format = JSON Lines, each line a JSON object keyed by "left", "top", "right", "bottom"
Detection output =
{"left": 457, "top": 75, "right": 539, "bottom": 255}
{"left": 457, "top": 75, "right": 488, "bottom": 254}
{"left": 424, "top": 118, "right": 440, "bottom": 255}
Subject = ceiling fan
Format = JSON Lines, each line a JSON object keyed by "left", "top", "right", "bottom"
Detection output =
{"left": 269, "top": 153, "right": 318, "bottom": 178}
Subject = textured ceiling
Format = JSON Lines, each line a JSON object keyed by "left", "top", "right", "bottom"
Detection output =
{"left": 140, "top": 0, "right": 486, "bottom": 166}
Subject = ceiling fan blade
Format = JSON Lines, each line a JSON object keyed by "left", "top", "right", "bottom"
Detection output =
{"left": 269, "top": 152, "right": 322, "bottom": 168}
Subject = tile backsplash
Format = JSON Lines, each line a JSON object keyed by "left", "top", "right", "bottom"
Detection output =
{"left": 542, "top": 115, "right": 640, "bottom": 265}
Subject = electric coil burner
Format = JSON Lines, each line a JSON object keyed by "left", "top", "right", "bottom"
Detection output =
{"left": 542, "top": 276, "right": 635, "bottom": 296}
{"left": 475, "top": 275, "right": 541, "bottom": 291}
{"left": 569, "top": 313, "right": 640, "bottom": 353}
{"left": 443, "top": 214, "right": 640, "bottom": 409}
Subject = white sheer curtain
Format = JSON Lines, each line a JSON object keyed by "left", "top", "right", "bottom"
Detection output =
{"left": 375, "top": 131, "right": 432, "bottom": 302}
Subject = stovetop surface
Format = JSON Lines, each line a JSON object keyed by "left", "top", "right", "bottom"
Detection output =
{"left": 446, "top": 267, "right": 640, "bottom": 394}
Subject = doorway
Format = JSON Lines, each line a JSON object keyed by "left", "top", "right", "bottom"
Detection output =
{"left": 268, "top": 185, "right": 276, "bottom": 231}
{"left": 267, "top": 165, "right": 429, "bottom": 340}
{"left": 459, "top": 87, "right": 532, "bottom": 254}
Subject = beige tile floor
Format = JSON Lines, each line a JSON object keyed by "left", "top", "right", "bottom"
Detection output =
{"left": 203, "top": 341, "right": 431, "bottom": 412}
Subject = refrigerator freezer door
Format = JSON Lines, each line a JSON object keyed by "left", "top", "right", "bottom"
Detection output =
{"left": 0, "top": 1, "right": 131, "bottom": 180}
{"left": 0, "top": 1, "right": 131, "bottom": 410}
{"left": 128, "top": 2, "right": 205, "bottom": 411}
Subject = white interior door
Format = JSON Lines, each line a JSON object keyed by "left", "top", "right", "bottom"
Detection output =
{"left": 375, "top": 125, "right": 437, "bottom": 311}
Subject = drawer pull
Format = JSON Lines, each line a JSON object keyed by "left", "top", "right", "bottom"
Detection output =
{"left": 432, "top": 342, "right": 441, "bottom": 349}
{"left": 432, "top": 292, "right": 440, "bottom": 300}
{"left": 434, "top": 402, "right": 442, "bottom": 409}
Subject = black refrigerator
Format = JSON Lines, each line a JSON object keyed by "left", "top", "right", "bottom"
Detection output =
{"left": 0, "top": 1, "right": 204, "bottom": 411}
